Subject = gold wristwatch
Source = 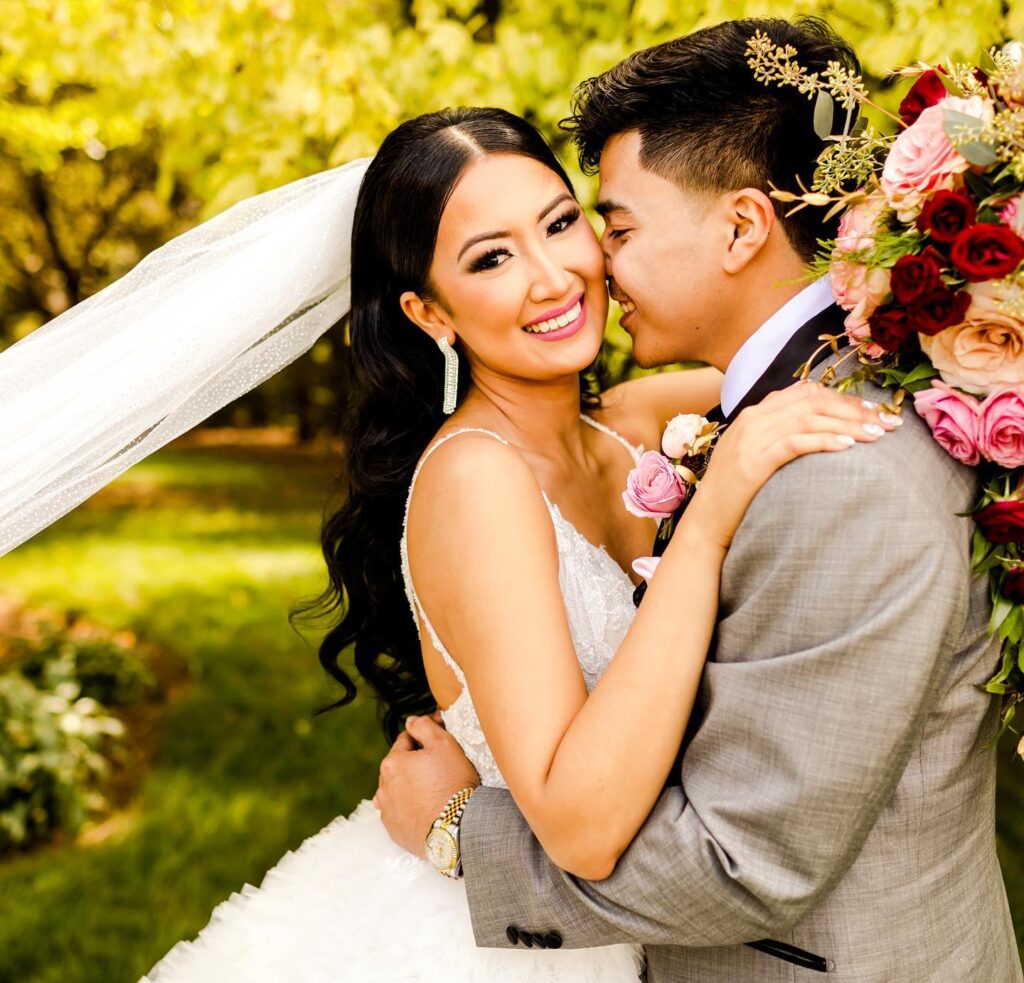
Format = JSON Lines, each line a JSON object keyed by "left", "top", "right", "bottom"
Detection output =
{"left": 424, "top": 786, "right": 476, "bottom": 878}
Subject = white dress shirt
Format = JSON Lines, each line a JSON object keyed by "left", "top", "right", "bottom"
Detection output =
{"left": 719, "top": 274, "right": 835, "bottom": 418}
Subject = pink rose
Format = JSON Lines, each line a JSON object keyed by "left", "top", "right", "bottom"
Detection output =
{"left": 913, "top": 380, "right": 983, "bottom": 465}
{"left": 831, "top": 259, "right": 891, "bottom": 349}
{"left": 920, "top": 280, "right": 1024, "bottom": 394}
{"left": 978, "top": 387, "right": 1024, "bottom": 466}
{"left": 1002, "top": 195, "right": 1024, "bottom": 236}
{"left": 881, "top": 96, "right": 992, "bottom": 221}
{"left": 622, "top": 451, "right": 687, "bottom": 520}
{"left": 835, "top": 194, "right": 889, "bottom": 254}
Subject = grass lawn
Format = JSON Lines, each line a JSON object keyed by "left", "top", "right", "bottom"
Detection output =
{"left": 0, "top": 436, "right": 388, "bottom": 982}
{"left": 0, "top": 434, "right": 1021, "bottom": 980}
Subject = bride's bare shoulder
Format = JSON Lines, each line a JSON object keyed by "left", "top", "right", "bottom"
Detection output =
{"left": 594, "top": 366, "right": 723, "bottom": 450}
{"left": 406, "top": 429, "right": 552, "bottom": 547}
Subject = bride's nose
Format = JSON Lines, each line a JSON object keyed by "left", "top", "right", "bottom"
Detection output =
{"left": 526, "top": 245, "right": 574, "bottom": 303}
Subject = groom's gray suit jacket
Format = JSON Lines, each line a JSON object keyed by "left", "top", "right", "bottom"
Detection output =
{"left": 460, "top": 312, "right": 1022, "bottom": 981}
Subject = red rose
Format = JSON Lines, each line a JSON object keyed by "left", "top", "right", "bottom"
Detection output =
{"left": 1001, "top": 566, "right": 1024, "bottom": 603}
{"left": 908, "top": 286, "right": 971, "bottom": 335}
{"left": 890, "top": 253, "right": 942, "bottom": 304}
{"left": 916, "top": 190, "right": 977, "bottom": 244}
{"left": 869, "top": 305, "right": 914, "bottom": 352}
{"left": 899, "top": 69, "right": 949, "bottom": 126}
{"left": 951, "top": 223, "right": 1024, "bottom": 282}
{"left": 975, "top": 500, "right": 1024, "bottom": 544}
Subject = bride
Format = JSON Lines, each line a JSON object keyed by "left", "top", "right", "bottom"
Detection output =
{"left": 0, "top": 105, "right": 894, "bottom": 981}
{"left": 134, "top": 106, "right": 895, "bottom": 982}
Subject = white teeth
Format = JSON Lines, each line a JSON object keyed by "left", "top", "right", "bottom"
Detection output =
{"left": 619, "top": 300, "right": 636, "bottom": 314}
{"left": 524, "top": 300, "right": 582, "bottom": 334}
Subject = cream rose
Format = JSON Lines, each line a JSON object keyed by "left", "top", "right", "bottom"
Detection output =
{"left": 661, "top": 413, "right": 706, "bottom": 458}
{"left": 920, "top": 281, "right": 1024, "bottom": 394}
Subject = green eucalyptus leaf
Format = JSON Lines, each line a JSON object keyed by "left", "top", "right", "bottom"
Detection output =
{"left": 936, "top": 70, "right": 963, "bottom": 97}
{"left": 943, "top": 109, "right": 997, "bottom": 167}
{"left": 813, "top": 90, "right": 835, "bottom": 140}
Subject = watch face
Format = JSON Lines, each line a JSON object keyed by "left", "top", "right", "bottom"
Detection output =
{"left": 425, "top": 828, "right": 457, "bottom": 872}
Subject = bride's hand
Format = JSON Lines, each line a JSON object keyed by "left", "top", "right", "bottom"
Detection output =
{"left": 686, "top": 382, "right": 902, "bottom": 550}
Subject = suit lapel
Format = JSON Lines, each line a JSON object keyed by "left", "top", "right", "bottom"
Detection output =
{"left": 725, "top": 302, "right": 849, "bottom": 421}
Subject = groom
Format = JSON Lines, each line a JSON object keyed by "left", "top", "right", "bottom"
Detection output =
{"left": 376, "top": 17, "right": 1022, "bottom": 980}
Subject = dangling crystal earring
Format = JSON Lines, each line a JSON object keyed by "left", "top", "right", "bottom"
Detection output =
{"left": 437, "top": 336, "right": 459, "bottom": 415}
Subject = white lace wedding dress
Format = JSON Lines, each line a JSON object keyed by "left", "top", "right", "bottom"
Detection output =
{"left": 141, "top": 417, "right": 646, "bottom": 982}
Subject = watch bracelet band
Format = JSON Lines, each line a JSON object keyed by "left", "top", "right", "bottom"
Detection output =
{"left": 433, "top": 786, "right": 476, "bottom": 831}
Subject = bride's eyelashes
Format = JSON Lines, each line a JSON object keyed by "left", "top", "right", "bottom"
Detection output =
{"left": 466, "top": 207, "right": 583, "bottom": 273}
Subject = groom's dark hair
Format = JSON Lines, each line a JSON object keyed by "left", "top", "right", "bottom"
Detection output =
{"left": 562, "top": 17, "right": 860, "bottom": 261}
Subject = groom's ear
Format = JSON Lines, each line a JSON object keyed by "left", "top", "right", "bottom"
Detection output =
{"left": 721, "top": 188, "right": 776, "bottom": 275}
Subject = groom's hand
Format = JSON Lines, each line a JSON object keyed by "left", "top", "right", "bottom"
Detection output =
{"left": 374, "top": 714, "right": 480, "bottom": 859}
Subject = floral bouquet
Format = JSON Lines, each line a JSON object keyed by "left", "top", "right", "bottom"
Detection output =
{"left": 746, "top": 33, "right": 1024, "bottom": 750}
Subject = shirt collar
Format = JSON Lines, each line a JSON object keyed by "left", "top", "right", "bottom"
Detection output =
{"left": 720, "top": 274, "right": 835, "bottom": 418}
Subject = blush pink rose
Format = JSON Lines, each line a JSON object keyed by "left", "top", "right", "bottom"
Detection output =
{"left": 978, "top": 387, "right": 1024, "bottom": 466}
{"left": 623, "top": 451, "right": 687, "bottom": 520}
{"left": 834, "top": 194, "right": 889, "bottom": 254}
{"left": 831, "top": 259, "right": 891, "bottom": 353}
{"left": 920, "top": 280, "right": 1024, "bottom": 394}
{"left": 1002, "top": 195, "right": 1024, "bottom": 236}
{"left": 912, "top": 380, "right": 983, "bottom": 465}
{"left": 881, "top": 96, "right": 993, "bottom": 221}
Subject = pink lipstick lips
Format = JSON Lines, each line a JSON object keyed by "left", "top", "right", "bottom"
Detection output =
{"left": 522, "top": 292, "right": 587, "bottom": 342}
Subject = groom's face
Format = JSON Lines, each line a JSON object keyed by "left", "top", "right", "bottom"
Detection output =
{"left": 597, "top": 131, "right": 732, "bottom": 369}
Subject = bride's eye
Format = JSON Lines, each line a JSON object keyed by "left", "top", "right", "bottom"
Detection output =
{"left": 547, "top": 207, "right": 581, "bottom": 236}
{"left": 468, "top": 247, "right": 512, "bottom": 273}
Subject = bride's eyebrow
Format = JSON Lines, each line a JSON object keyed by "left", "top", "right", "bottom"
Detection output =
{"left": 456, "top": 192, "right": 576, "bottom": 261}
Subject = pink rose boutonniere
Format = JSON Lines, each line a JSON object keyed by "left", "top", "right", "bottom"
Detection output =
{"left": 622, "top": 451, "right": 687, "bottom": 520}
{"left": 623, "top": 413, "right": 722, "bottom": 581}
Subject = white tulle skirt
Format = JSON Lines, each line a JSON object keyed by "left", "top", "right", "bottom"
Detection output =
{"left": 140, "top": 799, "right": 644, "bottom": 982}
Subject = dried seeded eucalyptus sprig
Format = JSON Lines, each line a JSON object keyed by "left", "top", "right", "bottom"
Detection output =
{"left": 745, "top": 30, "right": 903, "bottom": 199}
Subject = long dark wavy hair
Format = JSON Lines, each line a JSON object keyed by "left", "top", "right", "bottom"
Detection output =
{"left": 291, "top": 107, "right": 602, "bottom": 742}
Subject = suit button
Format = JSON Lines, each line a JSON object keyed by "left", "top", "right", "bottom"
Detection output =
{"left": 506, "top": 926, "right": 519, "bottom": 945}
{"left": 521, "top": 932, "right": 534, "bottom": 948}
{"left": 545, "top": 931, "right": 563, "bottom": 949}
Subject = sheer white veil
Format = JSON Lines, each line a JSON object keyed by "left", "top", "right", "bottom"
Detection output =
{"left": 0, "top": 156, "right": 373, "bottom": 556}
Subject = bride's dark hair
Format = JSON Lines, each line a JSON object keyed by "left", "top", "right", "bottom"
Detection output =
{"left": 293, "top": 107, "right": 601, "bottom": 741}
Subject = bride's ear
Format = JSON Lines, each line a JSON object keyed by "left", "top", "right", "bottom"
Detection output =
{"left": 399, "top": 290, "right": 451, "bottom": 344}
{"left": 721, "top": 188, "right": 775, "bottom": 274}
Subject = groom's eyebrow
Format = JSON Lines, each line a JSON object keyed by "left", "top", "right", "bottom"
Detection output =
{"left": 595, "top": 199, "right": 632, "bottom": 219}
{"left": 457, "top": 193, "right": 575, "bottom": 261}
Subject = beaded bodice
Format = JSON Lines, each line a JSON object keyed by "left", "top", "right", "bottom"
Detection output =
{"left": 399, "top": 417, "right": 642, "bottom": 788}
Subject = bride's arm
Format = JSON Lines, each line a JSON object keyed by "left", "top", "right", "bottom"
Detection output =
{"left": 407, "top": 385, "right": 894, "bottom": 880}
{"left": 597, "top": 366, "right": 723, "bottom": 450}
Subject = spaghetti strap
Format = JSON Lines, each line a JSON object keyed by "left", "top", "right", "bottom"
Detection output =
{"left": 400, "top": 428, "right": 510, "bottom": 687}
{"left": 580, "top": 413, "right": 644, "bottom": 464}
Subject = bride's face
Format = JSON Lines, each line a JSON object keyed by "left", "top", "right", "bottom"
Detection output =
{"left": 404, "top": 153, "right": 608, "bottom": 384}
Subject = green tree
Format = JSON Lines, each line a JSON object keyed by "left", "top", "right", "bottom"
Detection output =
{"left": 3, "top": 0, "right": 1023, "bottom": 434}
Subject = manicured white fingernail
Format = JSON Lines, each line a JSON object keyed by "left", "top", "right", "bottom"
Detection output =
{"left": 862, "top": 400, "right": 876, "bottom": 409}
{"left": 863, "top": 423, "right": 884, "bottom": 436}
{"left": 836, "top": 434, "right": 856, "bottom": 446}
{"left": 879, "top": 412, "right": 903, "bottom": 426}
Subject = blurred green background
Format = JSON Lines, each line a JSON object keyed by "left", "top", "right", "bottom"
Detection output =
{"left": 1, "top": 1, "right": 1023, "bottom": 979}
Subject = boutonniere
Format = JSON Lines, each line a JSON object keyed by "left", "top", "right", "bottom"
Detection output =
{"left": 622, "top": 413, "right": 723, "bottom": 544}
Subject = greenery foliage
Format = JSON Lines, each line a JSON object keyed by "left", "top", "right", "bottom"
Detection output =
{"left": 0, "top": 611, "right": 163, "bottom": 852}
{"left": 6, "top": 0, "right": 1024, "bottom": 433}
